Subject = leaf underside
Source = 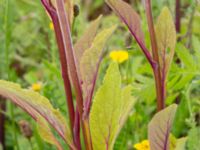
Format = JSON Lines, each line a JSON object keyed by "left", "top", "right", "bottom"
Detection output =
{"left": 155, "top": 7, "right": 176, "bottom": 76}
{"left": 37, "top": 117, "right": 63, "bottom": 150}
{"left": 80, "top": 25, "right": 116, "bottom": 116}
{"left": 148, "top": 104, "right": 177, "bottom": 150}
{"left": 90, "top": 62, "right": 136, "bottom": 150}
{"left": 106, "top": 0, "right": 145, "bottom": 45}
{"left": 74, "top": 15, "right": 102, "bottom": 73}
{"left": 0, "top": 80, "right": 74, "bottom": 149}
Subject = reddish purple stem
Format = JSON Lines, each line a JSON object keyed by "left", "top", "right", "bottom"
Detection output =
{"left": 41, "top": 0, "right": 75, "bottom": 140}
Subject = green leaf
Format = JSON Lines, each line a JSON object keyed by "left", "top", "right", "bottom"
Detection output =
{"left": 148, "top": 104, "right": 177, "bottom": 150}
{"left": 175, "top": 137, "right": 187, "bottom": 150}
{"left": 187, "top": 127, "right": 200, "bottom": 150}
{"left": 90, "top": 62, "right": 136, "bottom": 150}
{"left": 74, "top": 15, "right": 102, "bottom": 70}
{"left": 119, "top": 85, "right": 136, "bottom": 129}
{"left": 80, "top": 25, "right": 116, "bottom": 115}
{"left": 172, "top": 97, "right": 189, "bottom": 137}
{"left": 155, "top": 7, "right": 176, "bottom": 76}
{"left": 37, "top": 117, "right": 63, "bottom": 150}
{"left": 192, "top": 36, "right": 200, "bottom": 62}
{"left": 0, "top": 80, "right": 75, "bottom": 149}
{"left": 169, "top": 135, "right": 187, "bottom": 150}
{"left": 169, "top": 134, "right": 177, "bottom": 150}
{"left": 176, "top": 43, "right": 196, "bottom": 70}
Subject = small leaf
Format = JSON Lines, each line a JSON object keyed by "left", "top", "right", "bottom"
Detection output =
{"left": 169, "top": 134, "right": 187, "bottom": 150}
{"left": 155, "top": 7, "right": 176, "bottom": 76}
{"left": 90, "top": 62, "right": 136, "bottom": 150}
{"left": 80, "top": 25, "right": 116, "bottom": 116}
{"left": 37, "top": 117, "right": 63, "bottom": 150}
{"left": 0, "top": 80, "right": 75, "bottom": 149}
{"left": 148, "top": 104, "right": 177, "bottom": 150}
{"left": 175, "top": 137, "right": 187, "bottom": 150}
{"left": 169, "top": 134, "right": 177, "bottom": 150}
{"left": 106, "top": 0, "right": 144, "bottom": 44}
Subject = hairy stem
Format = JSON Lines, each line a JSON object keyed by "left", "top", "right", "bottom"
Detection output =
{"left": 145, "top": 0, "right": 165, "bottom": 111}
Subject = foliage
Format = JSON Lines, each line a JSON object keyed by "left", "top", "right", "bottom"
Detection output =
{"left": 148, "top": 104, "right": 177, "bottom": 150}
{"left": 0, "top": 80, "right": 74, "bottom": 149}
{"left": 90, "top": 62, "right": 135, "bottom": 149}
{"left": 0, "top": 0, "right": 199, "bottom": 149}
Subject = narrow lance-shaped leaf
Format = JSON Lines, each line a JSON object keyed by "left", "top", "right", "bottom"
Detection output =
{"left": 37, "top": 117, "right": 63, "bottom": 150}
{"left": 148, "top": 104, "right": 177, "bottom": 150}
{"left": 106, "top": 0, "right": 144, "bottom": 44}
{"left": 90, "top": 62, "right": 136, "bottom": 150}
{"left": 106, "top": 0, "right": 154, "bottom": 66}
{"left": 74, "top": 15, "right": 102, "bottom": 71}
{"left": 0, "top": 80, "right": 75, "bottom": 149}
{"left": 81, "top": 25, "right": 116, "bottom": 117}
{"left": 155, "top": 7, "right": 176, "bottom": 76}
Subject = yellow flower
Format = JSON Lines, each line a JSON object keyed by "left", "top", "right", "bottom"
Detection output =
{"left": 109, "top": 50, "right": 129, "bottom": 63}
{"left": 49, "top": 22, "right": 54, "bottom": 30}
{"left": 133, "top": 140, "right": 150, "bottom": 150}
{"left": 31, "top": 83, "right": 42, "bottom": 92}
